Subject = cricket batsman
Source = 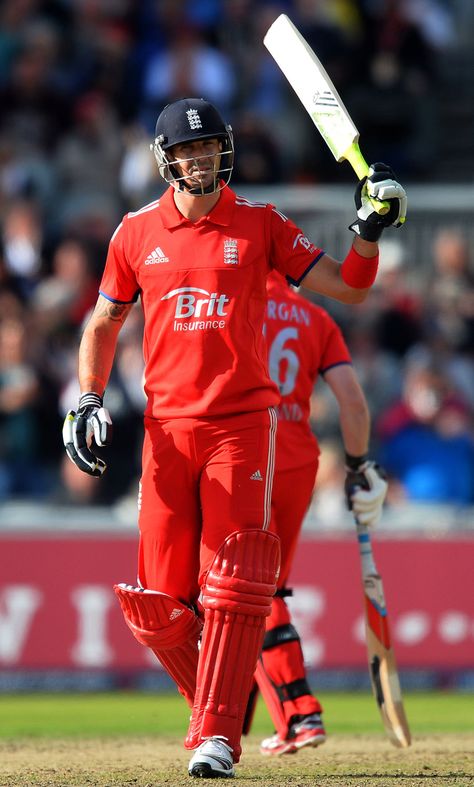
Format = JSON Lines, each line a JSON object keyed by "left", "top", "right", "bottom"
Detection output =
{"left": 62, "top": 97, "right": 406, "bottom": 778}
{"left": 244, "top": 270, "right": 387, "bottom": 755}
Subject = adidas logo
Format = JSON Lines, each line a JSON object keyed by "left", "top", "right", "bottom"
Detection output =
{"left": 145, "top": 246, "right": 169, "bottom": 265}
{"left": 169, "top": 608, "right": 184, "bottom": 621}
{"left": 250, "top": 470, "right": 263, "bottom": 481}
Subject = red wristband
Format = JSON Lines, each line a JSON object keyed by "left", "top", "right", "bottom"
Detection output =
{"left": 341, "top": 246, "right": 379, "bottom": 289}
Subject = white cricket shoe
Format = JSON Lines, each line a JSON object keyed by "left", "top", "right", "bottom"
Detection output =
{"left": 188, "top": 736, "right": 235, "bottom": 778}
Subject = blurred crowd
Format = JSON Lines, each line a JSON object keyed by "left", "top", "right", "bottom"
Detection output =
{"left": 0, "top": 0, "right": 473, "bottom": 511}
{"left": 311, "top": 231, "right": 474, "bottom": 514}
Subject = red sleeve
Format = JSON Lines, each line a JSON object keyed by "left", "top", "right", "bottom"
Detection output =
{"left": 269, "top": 206, "right": 324, "bottom": 286}
{"left": 318, "top": 309, "right": 352, "bottom": 373}
{"left": 99, "top": 218, "right": 140, "bottom": 304}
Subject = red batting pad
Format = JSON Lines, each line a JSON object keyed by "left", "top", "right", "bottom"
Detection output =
{"left": 114, "top": 584, "right": 201, "bottom": 706}
{"left": 257, "top": 596, "right": 321, "bottom": 737}
{"left": 185, "top": 530, "right": 280, "bottom": 760}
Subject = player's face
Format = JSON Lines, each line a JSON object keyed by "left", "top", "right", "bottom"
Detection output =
{"left": 168, "top": 138, "right": 222, "bottom": 192}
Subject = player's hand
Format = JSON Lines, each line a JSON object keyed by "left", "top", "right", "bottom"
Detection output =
{"left": 350, "top": 163, "right": 407, "bottom": 242}
{"left": 62, "top": 392, "right": 112, "bottom": 476}
{"left": 344, "top": 454, "right": 388, "bottom": 528}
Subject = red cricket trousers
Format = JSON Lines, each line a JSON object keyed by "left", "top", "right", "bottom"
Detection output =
{"left": 263, "top": 457, "right": 323, "bottom": 724}
{"left": 269, "top": 458, "right": 319, "bottom": 587}
{"left": 137, "top": 408, "right": 277, "bottom": 604}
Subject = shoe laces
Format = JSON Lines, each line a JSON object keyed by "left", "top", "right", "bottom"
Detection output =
{"left": 201, "top": 735, "right": 233, "bottom": 753}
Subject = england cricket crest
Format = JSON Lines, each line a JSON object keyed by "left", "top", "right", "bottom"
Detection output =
{"left": 186, "top": 108, "right": 202, "bottom": 130}
{"left": 224, "top": 239, "right": 239, "bottom": 265}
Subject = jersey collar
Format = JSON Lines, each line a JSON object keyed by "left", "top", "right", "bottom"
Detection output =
{"left": 159, "top": 184, "right": 235, "bottom": 229}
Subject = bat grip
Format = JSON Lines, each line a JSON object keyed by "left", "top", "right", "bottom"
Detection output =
{"left": 355, "top": 519, "right": 378, "bottom": 577}
{"left": 344, "top": 143, "right": 390, "bottom": 216}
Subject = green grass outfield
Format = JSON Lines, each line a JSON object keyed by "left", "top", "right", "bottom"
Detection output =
{"left": 0, "top": 691, "right": 473, "bottom": 739}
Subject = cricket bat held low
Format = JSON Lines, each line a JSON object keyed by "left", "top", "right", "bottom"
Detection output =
{"left": 263, "top": 14, "right": 389, "bottom": 214}
{"left": 356, "top": 522, "right": 411, "bottom": 748}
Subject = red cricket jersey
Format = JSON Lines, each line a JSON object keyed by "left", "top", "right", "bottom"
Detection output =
{"left": 99, "top": 185, "right": 324, "bottom": 418}
{"left": 265, "top": 271, "right": 352, "bottom": 471}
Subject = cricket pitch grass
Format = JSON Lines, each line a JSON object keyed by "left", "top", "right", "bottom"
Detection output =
{"left": 0, "top": 692, "right": 473, "bottom": 787}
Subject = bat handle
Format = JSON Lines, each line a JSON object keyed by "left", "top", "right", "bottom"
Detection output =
{"left": 344, "top": 142, "right": 390, "bottom": 216}
{"left": 355, "top": 519, "right": 378, "bottom": 577}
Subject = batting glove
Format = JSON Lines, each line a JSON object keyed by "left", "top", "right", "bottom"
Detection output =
{"left": 344, "top": 453, "right": 388, "bottom": 528}
{"left": 349, "top": 163, "right": 407, "bottom": 242}
{"left": 62, "top": 392, "right": 112, "bottom": 477}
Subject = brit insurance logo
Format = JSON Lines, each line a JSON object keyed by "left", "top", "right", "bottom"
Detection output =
{"left": 293, "top": 232, "right": 317, "bottom": 254}
{"left": 161, "top": 287, "right": 230, "bottom": 332}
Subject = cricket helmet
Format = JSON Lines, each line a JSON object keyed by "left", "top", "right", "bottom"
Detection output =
{"left": 151, "top": 97, "right": 234, "bottom": 194}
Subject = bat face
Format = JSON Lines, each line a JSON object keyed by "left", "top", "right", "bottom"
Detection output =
{"left": 263, "top": 13, "right": 391, "bottom": 214}
{"left": 263, "top": 14, "right": 358, "bottom": 162}
{"left": 364, "top": 573, "right": 412, "bottom": 748}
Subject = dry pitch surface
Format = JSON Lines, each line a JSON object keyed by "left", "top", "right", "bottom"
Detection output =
{"left": 1, "top": 733, "right": 473, "bottom": 787}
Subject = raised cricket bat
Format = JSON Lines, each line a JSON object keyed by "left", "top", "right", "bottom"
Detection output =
{"left": 356, "top": 521, "right": 411, "bottom": 747}
{"left": 263, "top": 14, "right": 389, "bottom": 214}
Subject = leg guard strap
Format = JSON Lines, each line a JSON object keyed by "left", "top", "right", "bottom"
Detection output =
{"left": 263, "top": 622, "right": 300, "bottom": 650}
{"left": 114, "top": 584, "right": 201, "bottom": 707}
{"left": 276, "top": 677, "right": 313, "bottom": 702}
{"left": 258, "top": 598, "right": 322, "bottom": 736}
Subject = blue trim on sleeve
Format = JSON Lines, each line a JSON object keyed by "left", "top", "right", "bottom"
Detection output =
{"left": 285, "top": 251, "right": 325, "bottom": 287}
{"left": 99, "top": 289, "right": 139, "bottom": 304}
{"left": 320, "top": 360, "right": 352, "bottom": 376}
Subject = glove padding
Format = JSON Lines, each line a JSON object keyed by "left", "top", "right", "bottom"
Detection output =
{"left": 349, "top": 162, "right": 407, "bottom": 242}
{"left": 62, "top": 392, "right": 112, "bottom": 477}
{"left": 344, "top": 456, "right": 388, "bottom": 528}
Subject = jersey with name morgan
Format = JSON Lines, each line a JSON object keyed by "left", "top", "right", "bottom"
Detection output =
{"left": 266, "top": 271, "right": 352, "bottom": 471}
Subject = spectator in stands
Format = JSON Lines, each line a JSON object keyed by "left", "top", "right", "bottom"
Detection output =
{"left": 54, "top": 91, "right": 124, "bottom": 237}
{"left": 0, "top": 0, "right": 471, "bottom": 511}
{"left": 369, "top": 238, "right": 423, "bottom": 358}
{"left": 119, "top": 124, "right": 161, "bottom": 211}
{"left": 33, "top": 237, "right": 100, "bottom": 337}
{"left": 348, "top": 0, "right": 438, "bottom": 177}
{"left": 232, "top": 112, "right": 283, "bottom": 185}
{"left": 0, "top": 20, "right": 71, "bottom": 157}
{"left": 1, "top": 199, "right": 43, "bottom": 300}
{"left": 406, "top": 227, "right": 474, "bottom": 411}
{"left": 140, "top": 22, "right": 236, "bottom": 132}
{"left": 377, "top": 361, "right": 474, "bottom": 505}
{"left": 0, "top": 316, "right": 47, "bottom": 498}
{"left": 427, "top": 227, "right": 474, "bottom": 356}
